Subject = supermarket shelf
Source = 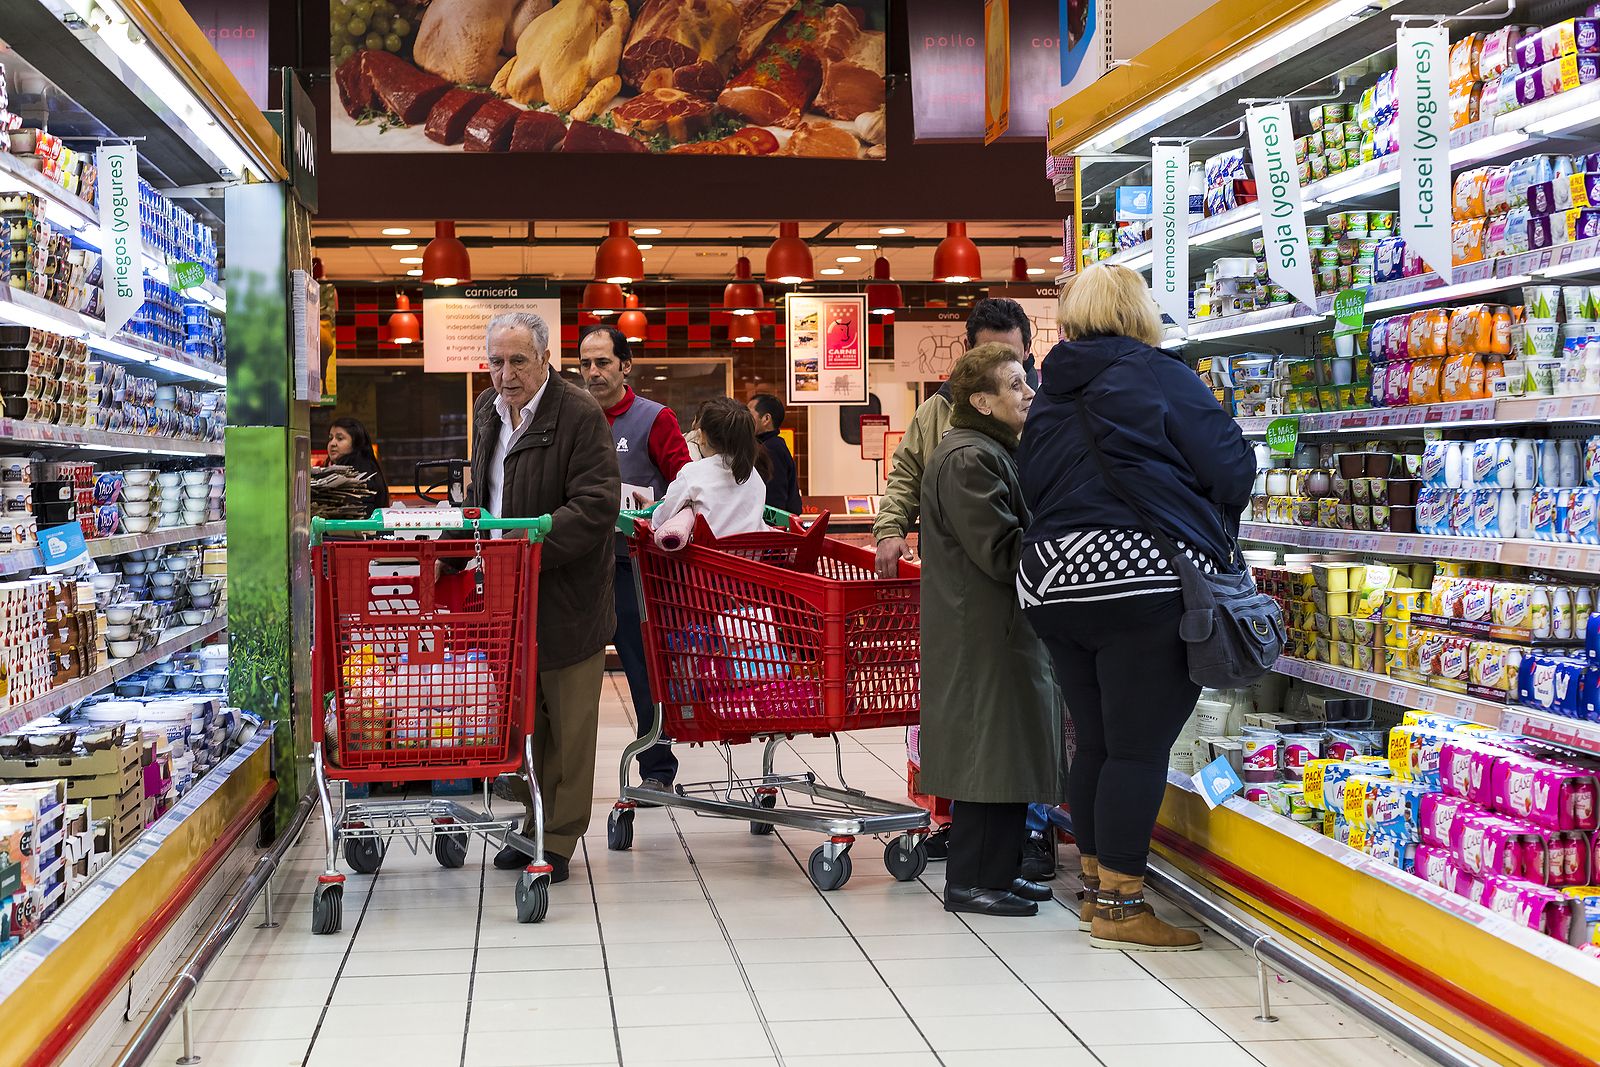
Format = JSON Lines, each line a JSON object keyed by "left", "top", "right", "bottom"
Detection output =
{"left": 1499, "top": 706, "right": 1600, "bottom": 759}
{"left": 1234, "top": 396, "right": 1566, "bottom": 436}
{"left": 0, "top": 614, "right": 228, "bottom": 735}
{"left": 1273, "top": 655, "right": 1510, "bottom": 727}
{"left": 1, "top": 287, "right": 225, "bottom": 387}
{"left": 0, "top": 521, "right": 226, "bottom": 579}
{"left": 0, "top": 149, "right": 97, "bottom": 230}
{"left": 0, "top": 417, "right": 222, "bottom": 456}
{"left": 1243, "top": 521, "right": 1600, "bottom": 572}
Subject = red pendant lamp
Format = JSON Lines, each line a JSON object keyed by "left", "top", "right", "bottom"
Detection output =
{"left": 581, "top": 280, "right": 624, "bottom": 317}
{"left": 865, "top": 256, "right": 902, "bottom": 316}
{"left": 387, "top": 292, "right": 420, "bottom": 345}
{"left": 421, "top": 221, "right": 471, "bottom": 286}
{"left": 729, "top": 312, "right": 761, "bottom": 343}
{"left": 723, "top": 255, "right": 764, "bottom": 314}
{"left": 618, "top": 293, "right": 649, "bottom": 342}
{"left": 932, "top": 222, "right": 981, "bottom": 283}
{"left": 595, "top": 221, "right": 644, "bottom": 284}
{"left": 1010, "top": 255, "right": 1030, "bottom": 282}
{"left": 765, "top": 222, "right": 813, "bottom": 284}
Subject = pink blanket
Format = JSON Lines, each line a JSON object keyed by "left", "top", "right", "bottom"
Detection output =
{"left": 652, "top": 507, "right": 697, "bottom": 551}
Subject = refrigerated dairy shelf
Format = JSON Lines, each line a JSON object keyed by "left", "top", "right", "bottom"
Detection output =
{"left": 1, "top": 289, "right": 224, "bottom": 387}
{"left": 1235, "top": 393, "right": 1600, "bottom": 436}
{"left": 1273, "top": 654, "right": 1517, "bottom": 732}
{"left": 1239, "top": 522, "right": 1600, "bottom": 571}
{"left": 0, "top": 418, "right": 222, "bottom": 457}
{"left": 0, "top": 522, "right": 226, "bottom": 579}
{"left": 0, "top": 614, "right": 227, "bottom": 735}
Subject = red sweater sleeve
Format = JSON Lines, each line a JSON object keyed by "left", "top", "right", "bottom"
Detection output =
{"left": 648, "top": 407, "right": 692, "bottom": 482}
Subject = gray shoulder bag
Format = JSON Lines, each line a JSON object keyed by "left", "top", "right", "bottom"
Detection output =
{"left": 1071, "top": 394, "right": 1284, "bottom": 689}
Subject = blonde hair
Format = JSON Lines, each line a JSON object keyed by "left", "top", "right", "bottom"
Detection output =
{"left": 1057, "top": 263, "right": 1165, "bottom": 346}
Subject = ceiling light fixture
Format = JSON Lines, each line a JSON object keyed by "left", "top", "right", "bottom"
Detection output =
{"left": 865, "top": 256, "right": 902, "bottom": 316}
{"left": 765, "top": 222, "right": 814, "bottom": 284}
{"left": 878, "top": 226, "right": 906, "bottom": 236}
{"left": 1026, "top": 267, "right": 1047, "bottom": 275}
{"left": 381, "top": 227, "right": 412, "bottom": 236}
{"left": 637, "top": 243, "right": 653, "bottom": 251}
{"left": 723, "top": 255, "right": 764, "bottom": 315}
{"left": 1049, "top": 255, "right": 1064, "bottom": 263}
{"left": 634, "top": 227, "right": 662, "bottom": 236}
{"left": 618, "top": 293, "right": 649, "bottom": 343}
{"left": 390, "top": 243, "right": 419, "bottom": 251}
{"left": 933, "top": 222, "right": 982, "bottom": 283}
{"left": 400, "top": 256, "right": 423, "bottom": 264}
{"left": 421, "top": 221, "right": 471, "bottom": 286}
{"left": 855, "top": 243, "right": 877, "bottom": 250}
{"left": 729, "top": 312, "right": 761, "bottom": 343}
{"left": 820, "top": 267, "right": 845, "bottom": 275}
{"left": 837, "top": 255, "right": 862, "bottom": 263}
{"left": 595, "top": 221, "right": 644, "bottom": 284}
{"left": 1010, "top": 255, "right": 1029, "bottom": 282}
{"left": 581, "top": 280, "right": 625, "bottom": 316}
{"left": 405, "top": 269, "right": 423, "bottom": 276}
{"left": 388, "top": 292, "right": 420, "bottom": 345}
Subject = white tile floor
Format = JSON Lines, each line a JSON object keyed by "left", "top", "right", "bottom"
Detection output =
{"left": 137, "top": 677, "right": 1425, "bottom": 1067}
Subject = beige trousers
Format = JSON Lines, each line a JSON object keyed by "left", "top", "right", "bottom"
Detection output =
{"left": 505, "top": 649, "right": 605, "bottom": 859}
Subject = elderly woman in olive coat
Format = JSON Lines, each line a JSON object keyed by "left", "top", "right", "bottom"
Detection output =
{"left": 918, "top": 343, "right": 1065, "bottom": 918}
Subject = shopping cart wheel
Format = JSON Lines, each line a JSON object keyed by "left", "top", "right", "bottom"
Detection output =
{"left": 515, "top": 871, "right": 549, "bottom": 924}
{"left": 749, "top": 791, "right": 777, "bottom": 836}
{"left": 807, "top": 845, "right": 853, "bottom": 891}
{"left": 311, "top": 882, "right": 343, "bottom": 935}
{"left": 343, "top": 834, "right": 384, "bottom": 875}
{"left": 607, "top": 807, "right": 635, "bottom": 851}
{"left": 435, "top": 828, "right": 470, "bottom": 869}
{"left": 883, "top": 836, "right": 929, "bottom": 882}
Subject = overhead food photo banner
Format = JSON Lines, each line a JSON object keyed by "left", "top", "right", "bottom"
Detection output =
{"left": 331, "top": 0, "right": 887, "bottom": 160}
{"left": 788, "top": 293, "right": 868, "bottom": 404}
{"left": 1398, "top": 23, "right": 1452, "bottom": 283}
{"left": 1246, "top": 103, "right": 1320, "bottom": 310}
{"left": 909, "top": 0, "right": 1070, "bottom": 141}
{"left": 1151, "top": 142, "right": 1190, "bottom": 324}
{"left": 422, "top": 282, "right": 561, "bottom": 374}
{"left": 95, "top": 143, "right": 142, "bottom": 335}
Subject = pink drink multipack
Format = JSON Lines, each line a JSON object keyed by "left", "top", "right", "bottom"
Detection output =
{"left": 1491, "top": 752, "right": 1600, "bottom": 833}
{"left": 1479, "top": 873, "right": 1581, "bottom": 940}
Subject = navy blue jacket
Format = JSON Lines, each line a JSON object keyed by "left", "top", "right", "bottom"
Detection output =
{"left": 759, "top": 431, "right": 802, "bottom": 513}
{"left": 1017, "top": 334, "right": 1255, "bottom": 567}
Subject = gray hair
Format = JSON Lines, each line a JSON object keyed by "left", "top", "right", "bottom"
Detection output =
{"left": 485, "top": 311, "right": 549, "bottom": 354}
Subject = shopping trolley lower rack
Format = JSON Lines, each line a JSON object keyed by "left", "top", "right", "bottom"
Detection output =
{"left": 608, "top": 508, "right": 931, "bottom": 891}
{"left": 308, "top": 508, "right": 554, "bottom": 933}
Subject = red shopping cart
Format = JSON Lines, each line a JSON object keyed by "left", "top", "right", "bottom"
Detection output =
{"left": 309, "top": 509, "right": 554, "bottom": 933}
{"left": 607, "top": 508, "right": 931, "bottom": 891}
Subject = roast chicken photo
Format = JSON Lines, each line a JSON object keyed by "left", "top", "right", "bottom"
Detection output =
{"left": 331, "top": 0, "right": 888, "bottom": 157}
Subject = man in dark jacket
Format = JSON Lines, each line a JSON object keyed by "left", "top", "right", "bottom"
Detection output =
{"left": 748, "top": 393, "right": 801, "bottom": 513}
{"left": 467, "top": 311, "right": 620, "bottom": 883}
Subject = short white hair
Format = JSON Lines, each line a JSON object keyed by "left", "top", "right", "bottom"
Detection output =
{"left": 485, "top": 311, "right": 549, "bottom": 353}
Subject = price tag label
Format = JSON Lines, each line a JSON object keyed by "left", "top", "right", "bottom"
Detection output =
{"left": 1576, "top": 397, "right": 1597, "bottom": 419}
{"left": 1527, "top": 545, "right": 1553, "bottom": 567}
{"left": 1386, "top": 683, "right": 1409, "bottom": 704}
{"left": 1416, "top": 690, "right": 1439, "bottom": 710}
{"left": 1395, "top": 537, "right": 1418, "bottom": 554}
{"left": 1355, "top": 677, "right": 1377, "bottom": 698}
{"left": 1555, "top": 548, "right": 1580, "bottom": 569}
{"left": 1404, "top": 408, "right": 1426, "bottom": 425}
{"left": 1538, "top": 399, "right": 1560, "bottom": 419}
{"left": 1453, "top": 699, "right": 1478, "bottom": 719}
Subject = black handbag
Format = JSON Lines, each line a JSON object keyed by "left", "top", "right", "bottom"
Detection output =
{"left": 1071, "top": 394, "right": 1285, "bottom": 689}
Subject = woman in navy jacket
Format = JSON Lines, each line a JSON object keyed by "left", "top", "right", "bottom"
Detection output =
{"left": 1016, "top": 263, "right": 1254, "bottom": 952}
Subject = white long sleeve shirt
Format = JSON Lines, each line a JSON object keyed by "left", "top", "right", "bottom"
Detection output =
{"left": 656, "top": 455, "right": 768, "bottom": 538}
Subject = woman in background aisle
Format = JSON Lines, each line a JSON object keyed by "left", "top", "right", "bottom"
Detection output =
{"left": 1017, "top": 264, "right": 1254, "bottom": 951}
{"left": 325, "top": 416, "right": 391, "bottom": 514}
{"left": 918, "top": 344, "right": 1065, "bottom": 917}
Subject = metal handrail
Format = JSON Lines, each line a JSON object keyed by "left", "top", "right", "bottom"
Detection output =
{"left": 1146, "top": 856, "right": 1485, "bottom": 1067}
{"left": 111, "top": 788, "right": 319, "bottom": 1067}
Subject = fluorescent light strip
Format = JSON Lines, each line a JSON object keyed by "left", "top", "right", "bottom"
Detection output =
{"left": 1192, "top": 206, "right": 1263, "bottom": 247}
{"left": 1364, "top": 274, "right": 1529, "bottom": 312}
{"left": 1525, "top": 98, "right": 1600, "bottom": 135}
{"left": 1541, "top": 256, "right": 1600, "bottom": 279}
{"left": 1186, "top": 311, "right": 1325, "bottom": 340}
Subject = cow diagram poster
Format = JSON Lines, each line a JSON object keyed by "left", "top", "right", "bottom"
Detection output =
{"left": 787, "top": 293, "right": 868, "bottom": 404}
{"left": 887, "top": 308, "right": 968, "bottom": 383}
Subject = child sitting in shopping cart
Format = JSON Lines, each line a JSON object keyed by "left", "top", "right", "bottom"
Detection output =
{"left": 654, "top": 396, "right": 772, "bottom": 541}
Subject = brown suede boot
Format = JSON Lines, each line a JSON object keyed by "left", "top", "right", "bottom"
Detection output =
{"left": 1076, "top": 855, "right": 1099, "bottom": 932}
{"left": 1090, "top": 867, "right": 1202, "bottom": 952}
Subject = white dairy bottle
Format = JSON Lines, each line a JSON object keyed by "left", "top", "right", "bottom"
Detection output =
{"left": 1576, "top": 587, "right": 1594, "bottom": 636}
{"left": 1540, "top": 439, "right": 1562, "bottom": 487}
{"left": 1516, "top": 489, "right": 1535, "bottom": 538}
{"left": 1499, "top": 489, "right": 1518, "bottom": 536}
{"left": 1561, "top": 439, "right": 1582, "bottom": 487}
{"left": 1532, "top": 586, "right": 1553, "bottom": 638}
{"left": 1445, "top": 442, "right": 1465, "bottom": 488}
{"left": 1497, "top": 438, "right": 1516, "bottom": 488}
{"left": 1554, "top": 586, "right": 1575, "bottom": 640}
{"left": 1514, "top": 438, "right": 1538, "bottom": 488}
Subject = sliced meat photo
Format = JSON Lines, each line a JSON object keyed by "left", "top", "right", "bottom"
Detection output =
{"left": 425, "top": 89, "right": 494, "bottom": 145}
{"left": 610, "top": 89, "right": 717, "bottom": 142}
{"left": 815, "top": 7, "right": 885, "bottom": 121}
{"left": 362, "top": 51, "right": 452, "bottom": 125}
{"left": 718, "top": 42, "right": 822, "bottom": 127}
{"left": 778, "top": 121, "right": 860, "bottom": 158}
{"left": 335, "top": 51, "right": 379, "bottom": 119}
{"left": 509, "top": 109, "right": 569, "bottom": 152}
{"left": 731, "top": 0, "right": 799, "bottom": 67}
{"left": 560, "top": 122, "right": 648, "bottom": 153}
{"left": 672, "top": 60, "right": 726, "bottom": 99}
{"left": 621, "top": 0, "right": 741, "bottom": 90}
{"left": 464, "top": 98, "right": 522, "bottom": 151}
{"left": 667, "top": 126, "right": 780, "bottom": 154}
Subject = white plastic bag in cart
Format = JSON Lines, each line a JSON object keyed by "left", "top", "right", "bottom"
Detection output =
{"left": 382, "top": 653, "right": 500, "bottom": 746}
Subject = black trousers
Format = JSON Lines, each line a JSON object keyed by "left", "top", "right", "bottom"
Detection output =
{"left": 947, "top": 800, "right": 1028, "bottom": 890}
{"left": 614, "top": 559, "right": 678, "bottom": 784}
{"left": 1024, "top": 592, "right": 1200, "bottom": 877}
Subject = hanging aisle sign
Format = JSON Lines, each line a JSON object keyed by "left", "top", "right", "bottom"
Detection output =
{"left": 95, "top": 144, "right": 142, "bottom": 335}
{"left": 1152, "top": 142, "right": 1190, "bottom": 324}
{"left": 1398, "top": 24, "right": 1452, "bottom": 284}
{"left": 1246, "top": 104, "right": 1319, "bottom": 310}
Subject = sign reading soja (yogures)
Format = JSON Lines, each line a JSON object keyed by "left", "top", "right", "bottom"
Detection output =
{"left": 1398, "top": 23, "right": 1451, "bottom": 283}
{"left": 1246, "top": 103, "right": 1319, "bottom": 310}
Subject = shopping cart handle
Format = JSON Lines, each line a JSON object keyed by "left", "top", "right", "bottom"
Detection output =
{"left": 616, "top": 503, "right": 799, "bottom": 536}
{"left": 312, "top": 508, "right": 553, "bottom": 544}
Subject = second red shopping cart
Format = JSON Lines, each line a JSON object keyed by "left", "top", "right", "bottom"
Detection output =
{"left": 607, "top": 509, "right": 931, "bottom": 891}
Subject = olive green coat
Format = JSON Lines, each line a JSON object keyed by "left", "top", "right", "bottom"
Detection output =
{"left": 917, "top": 416, "right": 1066, "bottom": 804}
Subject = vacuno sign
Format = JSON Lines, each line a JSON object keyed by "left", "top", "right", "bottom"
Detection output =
{"left": 1152, "top": 142, "right": 1189, "bottom": 325}
{"left": 1398, "top": 24, "right": 1451, "bottom": 283}
{"left": 1246, "top": 104, "right": 1319, "bottom": 310}
{"left": 95, "top": 144, "right": 142, "bottom": 335}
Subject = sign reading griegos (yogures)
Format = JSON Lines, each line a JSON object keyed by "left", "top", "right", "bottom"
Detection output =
{"left": 1246, "top": 103, "right": 1319, "bottom": 310}
{"left": 1399, "top": 24, "right": 1452, "bottom": 283}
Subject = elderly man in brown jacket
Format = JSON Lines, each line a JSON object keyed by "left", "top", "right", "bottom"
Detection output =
{"left": 466, "top": 311, "right": 620, "bottom": 884}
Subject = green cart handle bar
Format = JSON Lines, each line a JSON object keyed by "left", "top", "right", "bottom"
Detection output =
{"left": 615, "top": 504, "right": 795, "bottom": 535}
{"left": 312, "top": 508, "right": 553, "bottom": 546}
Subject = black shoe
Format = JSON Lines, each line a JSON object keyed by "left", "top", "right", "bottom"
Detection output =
{"left": 1010, "top": 878, "right": 1054, "bottom": 902}
{"left": 548, "top": 853, "right": 570, "bottom": 884}
{"left": 491, "top": 774, "right": 520, "bottom": 803}
{"left": 924, "top": 825, "right": 952, "bottom": 860}
{"left": 944, "top": 884, "right": 1038, "bottom": 916}
{"left": 493, "top": 844, "right": 531, "bottom": 870}
{"left": 634, "top": 777, "right": 671, "bottom": 809}
{"left": 1020, "top": 834, "right": 1055, "bottom": 881}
